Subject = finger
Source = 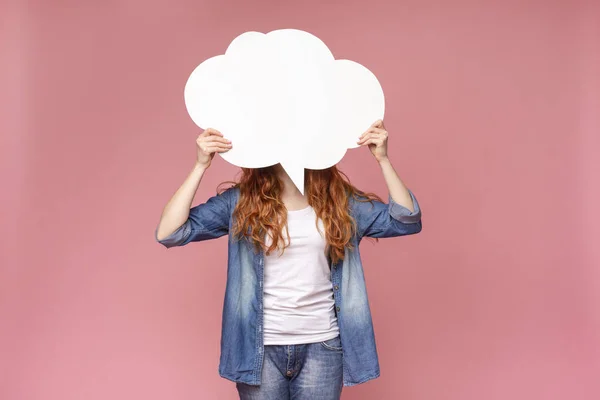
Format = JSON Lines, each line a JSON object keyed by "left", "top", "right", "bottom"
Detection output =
{"left": 368, "top": 127, "right": 387, "bottom": 136}
{"left": 371, "top": 119, "right": 384, "bottom": 128}
{"left": 360, "top": 138, "right": 384, "bottom": 147}
{"left": 197, "top": 139, "right": 231, "bottom": 150}
{"left": 201, "top": 137, "right": 231, "bottom": 145}
{"left": 205, "top": 145, "right": 231, "bottom": 154}
{"left": 357, "top": 132, "right": 384, "bottom": 144}
{"left": 357, "top": 134, "right": 377, "bottom": 145}
{"left": 205, "top": 143, "right": 232, "bottom": 152}
{"left": 209, "top": 142, "right": 233, "bottom": 150}
{"left": 201, "top": 128, "right": 224, "bottom": 137}
{"left": 358, "top": 130, "right": 377, "bottom": 141}
{"left": 359, "top": 127, "right": 376, "bottom": 139}
{"left": 207, "top": 129, "right": 224, "bottom": 137}
{"left": 200, "top": 142, "right": 231, "bottom": 152}
{"left": 209, "top": 144, "right": 232, "bottom": 153}
{"left": 359, "top": 126, "right": 386, "bottom": 140}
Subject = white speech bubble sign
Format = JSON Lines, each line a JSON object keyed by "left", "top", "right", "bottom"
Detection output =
{"left": 184, "top": 29, "right": 385, "bottom": 194}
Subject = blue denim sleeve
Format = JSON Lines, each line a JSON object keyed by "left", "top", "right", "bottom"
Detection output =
{"left": 155, "top": 188, "right": 233, "bottom": 248}
{"left": 353, "top": 189, "right": 422, "bottom": 240}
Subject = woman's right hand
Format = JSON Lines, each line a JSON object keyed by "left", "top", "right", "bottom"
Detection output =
{"left": 195, "top": 128, "right": 232, "bottom": 169}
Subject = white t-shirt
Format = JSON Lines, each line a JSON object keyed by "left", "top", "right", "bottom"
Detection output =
{"left": 262, "top": 205, "right": 340, "bottom": 345}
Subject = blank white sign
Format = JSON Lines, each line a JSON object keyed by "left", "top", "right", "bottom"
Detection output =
{"left": 184, "top": 29, "right": 385, "bottom": 194}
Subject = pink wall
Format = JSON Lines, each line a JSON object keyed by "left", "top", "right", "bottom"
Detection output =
{"left": 2, "top": 0, "right": 599, "bottom": 399}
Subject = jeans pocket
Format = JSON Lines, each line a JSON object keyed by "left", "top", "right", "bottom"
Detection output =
{"left": 320, "top": 335, "right": 343, "bottom": 352}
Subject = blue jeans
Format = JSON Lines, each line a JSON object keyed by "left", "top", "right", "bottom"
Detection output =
{"left": 236, "top": 335, "right": 344, "bottom": 400}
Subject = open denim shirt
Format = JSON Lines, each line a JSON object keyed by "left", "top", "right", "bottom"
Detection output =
{"left": 155, "top": 187, "right": 422, "bottom": 386}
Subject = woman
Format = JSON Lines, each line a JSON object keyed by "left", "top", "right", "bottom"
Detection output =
{"left": 155, "top": 120, "right": 422, "bottom": 399}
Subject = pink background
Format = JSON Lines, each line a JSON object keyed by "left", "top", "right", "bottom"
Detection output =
{"left": 2, "top": 0, "right": 599, "bottom": 399}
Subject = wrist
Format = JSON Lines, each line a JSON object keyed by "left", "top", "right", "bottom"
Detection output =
{"left": 193, "top": 162, "right": 209, "bottom": 172}
{"left": 377, "top": 156, "right": 391, "bottom": 166}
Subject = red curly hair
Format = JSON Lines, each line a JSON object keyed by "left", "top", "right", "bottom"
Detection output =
{"left": 219, "top": 165, "right": 381, "bottom": 264}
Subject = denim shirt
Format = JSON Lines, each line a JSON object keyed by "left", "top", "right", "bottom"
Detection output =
{"left": 155, "top": 187, "right": 422, "bottom": 386}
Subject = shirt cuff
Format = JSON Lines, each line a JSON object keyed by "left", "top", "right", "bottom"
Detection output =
{"left": 388, "top": 190, "right": 421, "bottom": 224}
{"left": 155, "top": 221, "right": 191, "bottom": 248}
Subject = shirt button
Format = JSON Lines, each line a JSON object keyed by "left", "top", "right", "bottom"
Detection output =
{"left": 336, "top": 306, "right": 340, "bottom": 312}
{"left": 286, "top": 370, "right": 292, "bottom": 376}
{"left": 334, "top": 285, "right": 339, "bottom": 290}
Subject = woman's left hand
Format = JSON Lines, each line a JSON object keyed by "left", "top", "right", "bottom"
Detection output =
{"left": 357, "top": 119, "right": 389, "bottom": 163}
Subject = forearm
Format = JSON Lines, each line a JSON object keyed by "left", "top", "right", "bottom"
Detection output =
{"left": 156, "top": 162, "right": 207, "bottom": 240}
{"left": 378, "top": 157, "right": 415, "bottom": 212}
